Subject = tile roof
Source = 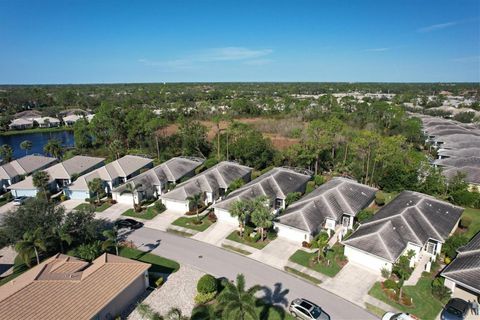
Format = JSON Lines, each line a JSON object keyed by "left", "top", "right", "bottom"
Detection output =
{"left": 162, "top": 161, "right": 252, "bottom": 202}
{"left": 0, "top": 155, "right": 57, "bottom": 180}
{"left": 112, "top": 157, "right": 204, "bottom": 194}
{"left": 213, "top": 167, "right": 312, "bottom": 211}
{"left": 443, "top": 166, "right": 480, "bottom": 185}
{"left": 441, "top": 232, "right": 480, "bottom": 293}
{"left": 276, "top": 177, "right": 377, "bottom": 233}
{"left": 343, "top": 191, "right": 464, "bottom": 262}
{"left": 0, "top": 253, "right": 150, "bottom": 320}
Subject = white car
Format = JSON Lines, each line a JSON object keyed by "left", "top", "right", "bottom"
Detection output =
{"left": 382, "top": 312, "right": 417, "bottom": 320}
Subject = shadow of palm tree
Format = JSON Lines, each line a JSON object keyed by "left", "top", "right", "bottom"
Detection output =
{"left": 257, "top": 282, "right": 289, "bottom": 320}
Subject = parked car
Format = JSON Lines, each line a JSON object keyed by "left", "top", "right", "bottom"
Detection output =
{"left": 382, "top": 312, "right": 417, "bottom": 320}
{"left": 12, "top": 196, "right": 28, "bottom": 206}
{"left": 441, "top": 298, "right": 470, "bottom": 320}
{"left": 289, "top": 298, "right": 330, "bottom": 320}
{"left": 114, "top": 218, "right": 144, "bottom": 230}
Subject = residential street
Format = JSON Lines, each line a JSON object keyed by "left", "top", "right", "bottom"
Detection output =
{"left": 127, "top": 227, "right": 377, "bottom": 320}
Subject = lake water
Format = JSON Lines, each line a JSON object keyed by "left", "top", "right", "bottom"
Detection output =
{"left": 0, "top": 130, "right": 75, "bottom": 159}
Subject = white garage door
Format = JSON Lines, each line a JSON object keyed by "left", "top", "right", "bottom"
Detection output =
{"left": 113, "top": 191, "right": 135, "bottom": 205}
{"left": 275, "top": 223, "right": 310, "bottom": 243}
{"left": 214, "top": 208, "right": 238, "bottom": 225}
{"left": 344, "top": 245, "right": 392, "bottom": 274}
{"left": 162, "top": 199, "right": 189, "bottom": 213}
{"left": 68, "top": 190, "right": 90, "bottom": 200}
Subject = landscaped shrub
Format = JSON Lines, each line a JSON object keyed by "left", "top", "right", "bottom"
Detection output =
{"left": 285, "top": 192, "right": 302, "bottom": 207}
{"left": 155, "top": 276, "right": 164, "bottom": 288}
{"left": 60, "top": 194, "right": 69, "bottom": 201}
{"left": 459, "top": 216, "right": 472, "bottom": 229}
{"left": 444, "top": 256, "right": 451, "bottom": 264}
{"left": 194, "top": 291, "right": 216, "bottom": 305}
{"left": 207, "top": 212, "right": 217, "bottom": 222}
{"left": 266, "top": 229, "right": 277, "bottom": 240}
{"left": 203, "top": 158, "right": 218, "bottom": 169}
{"left": 314, "top": 175, "right": 325, "bottom": 186}
{"left": 431, "top": 277, "right": 451, "bottom": 301}
{"left": 356, "top": 209, "right": 374, "bottom": 223}
{"left": 383, "top": 279, "right": 397, "bottom": 290}
{"left": 375, "top": 193, "right": 385, "bottom": 206}
{"left": 197, "top": 274, "right": 217, "bottom": 294}
{"left": 134, "top": 204, "right": 143, "bottom": 213}
{"left": 443, "top": 234, "right": 468, "bottom": 259}
{"left": 302, "top": 241, "right": 311, "bottom": 248}
{"left": 380, "top": 267, "right": 391, "bottom": 279}
{"left": 109, "top": 199, "right": 117, "bottom": 204}
{"left": 305, "top": 181, "right": 315, "bottom": 194}
{"left": 154, "top": 201, "right": 166, "bottom": 213}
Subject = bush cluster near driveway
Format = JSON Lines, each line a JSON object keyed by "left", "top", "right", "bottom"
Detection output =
{"left": 74, "top": 202, "right": 112, "bottom": 212}
{"left": 172, "top": 213, "right": 214, "bottom": 232}
{"left": 288, "top": 244, "right": 347, "bottom": 277}
{"left": 118, "top": 247, "right": 179, "bottom": 274}
{"left": 226, "top": 228, "right": 277, "bottom": 250}
{"left": 369, "top": 276, "right": 445, "bottom": 320}
{"left": 122, "top": 201, "right": 165, "bottom": 220}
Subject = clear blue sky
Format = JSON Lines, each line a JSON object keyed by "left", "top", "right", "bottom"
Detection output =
{"left": 1, "top": 0, "right": 479, "bottom": 83}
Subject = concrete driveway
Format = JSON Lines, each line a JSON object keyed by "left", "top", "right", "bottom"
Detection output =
{"left": 321, "top": 262, "right": 381, "bottom": 306}
{"left": 250, "top": 237, "right": 300, "bottom": 268}
{"left": 96, "top": 203, "right": 131, "bottom": 221}
{"left": 60, "top": 199, "right": 85, "bottom": 212}
{"left": 192, "top": 221, "right": 237, "bottom": 246}
{"left": 144, "top": 209, "right": 184, "bottom": 231}
{"left": 0, "top": 202, "right": 15, "bottom": 217}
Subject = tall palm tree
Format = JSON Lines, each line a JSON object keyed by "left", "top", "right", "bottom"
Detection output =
{"left": 121, "top": 183, "right": 142, "bottom": 208}
{"left": 101, "top": 228, "right": 119, "bottom": 255}
{"left": 217, "top": 274, "right": 260, "bottom": 320}
{"left": 230, "top": 199, "right": 250, "bottom": 237}
{"left": 52, "top": 226, "right": 72, "bottom": 253}
{"left": 186, "top": 192, "right": 204, "bottom": 222}
{"left": 32, "top": 171, "right": 50, "bottom": 200}
{"left": 15, "top": 228, "right": 46, "bottom": 267}
{"left": 0, "top": 144, "right": 13, "bottom": 163}
{"left": 166, "top": 308, "right": 189, "bottom": 320}
{"left": 20, "top": 140, "right": 33, "bottom": 155}
{"left": 250, "top": 204, "right": 273, "bottom": 242}
{"left": 88, "top": 178, "right": 104, "bottom": 204}
{"left": 43, "top": 139, "right": 64, "bottom": 159}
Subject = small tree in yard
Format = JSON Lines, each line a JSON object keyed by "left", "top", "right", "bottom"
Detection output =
{"left": 15, "top": 228, "right": 46, "bottom": 267}
{"left": 101, "top": 228, "right": 119, "bottom": 255}
{"left": 316, "top": 232, "right": 329, "bottom": 263}
{"left": 32, "top": 171, "right": 51, "bottom": 200}
{"left": 285, "top": 192, "right": 302, "bottom": 207}
{"left": 216, "top": 274, "right": 260, "bottom": 320}
{"left": 121, "top": 183, "right": 142, "bottom": 208}
{"left": 88, "top": 178, "right": 104, "bottom": 204}
{"left": 392, "top": 250, "right": 415, "bottom": 299}
{"left": 251, "top": 205, "right": 273, "bottom": 241}
{"left": 230, "top": 199, "right": 251, "bottom": 237}
{"left": 187, "top": 192, "right": 204, "bottom": 223}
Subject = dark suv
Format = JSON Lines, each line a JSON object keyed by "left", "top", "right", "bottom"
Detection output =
{"left": 289, "top": 298, "right": 330, "bottom": 320}
{"left": 441, "top": 298, "right": 470, "bottom": 320}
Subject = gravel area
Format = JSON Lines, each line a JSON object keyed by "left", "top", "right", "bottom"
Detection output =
{"left": 128, "top": 265, "right": 205, "bottom": 319}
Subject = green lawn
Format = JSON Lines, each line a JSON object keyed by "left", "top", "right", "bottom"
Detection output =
{"left": 118, "top": 247, "right": 179, "bottom": 274}
{"left": 284, "top": 266, "right": 322, "bottom": 285}
{"left": 0, "top": 126, "right": 73, "bottom": 136}
{"left": 0, "top": 255, "right": 29, "bottom": 286}
{"left": 288, "top": 246, "right": 345, "bottom": 277}
{"left": 462, "top": 207, "right": 480, "bottom": 239}
{"left": 221, "top": 244, "right": 252, "bottom": 255}
{"left": 74, "top": 202, "right": 112, "bottom": 212}
{"left": 171, "top": 214, "right": 214, "bottom": 232}
{"left": 191, "top": 300, "right": 295, "bottom": 320}
{"left": 368, "top": 276, "right": 445, "bottom": 320}
{"left": 226, "top": 230, "right": 275, "bottom": 250}
{"left": 122, "top": 206, "right": 160, "bottom": 220}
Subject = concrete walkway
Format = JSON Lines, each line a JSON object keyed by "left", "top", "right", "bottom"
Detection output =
{"left": 192, "top": 221, "right": 236, "bottom": 246}
{"left": 144, "top": 210, "right": 184, "bottom": 231}
{"left": 250, "top": 238, "right": 300, "bottom": 268}
{"left": 405, "top": 254, "right": 430, "bottom": 286}
{"left": 61, "top": 199, "right": 85, "bottom": 212}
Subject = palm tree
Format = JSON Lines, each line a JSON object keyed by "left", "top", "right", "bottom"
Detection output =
{"left": 186, "top": 192, "right": 204, "bottom": 223}
{"left": 88, "top": 178, "right": 104, "bottom": 204}
{"left": 43, "top": 139, "right": 64, "bottom": 159}
{"left": 101, "top": 228, "right": 119, "bottom": 255}
{"left": 52, "top": 226, "right": 72, "bottom": 253}
{"left": 15, "top": 228, "right": 46, "bottom": 267}
{"left": 250, "top": 204, "right": 273, "bottom": 242}
{"left": 0, "top": 144, "right": 13, "bottom": 163}
{"left": 216, "top": 274, "right": 260, "bottom": 320}
{"left": 316, "top": 232, "right": 329, "bottom": 263}
{"left": 32, "top": 171, "right": 50, "bottom": 200}
{"left": 166, "top": 308, "right": 189, "bottom": 320}
{"left": 109, "top": 139, "right": 123, "bottom": 160}
{"left": 20, "top": 140, "right": 33, "bottom": 155}
{"left": 121, "top": 183, "right": 142, "bottom": 208}
{"left": 229, "top": 199, "right": 250, "bottom": 237}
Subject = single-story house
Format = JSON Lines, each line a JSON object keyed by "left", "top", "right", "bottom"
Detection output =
{"left": 161, "top": 161, "right": 252, "bottom": 213}
{"left": 342, "top": 191, "right": 464, "bottom": 274}
{"left": 275, "top": 177, "right": 377, "bottom": 243}
{"left": 0, "top": 253, "right": 150, "bottom": 320}
{"left": 441, "top": 232, "right": 480, "bottom": 300}
{"left": 8, "top": 118, "right": 34, "bottom": 130}
{"left": 0, "top": 155, "right": 57, "bottom": 192}
{"left": 9, "top": 155, "right": 105, "bottom": 197}
{"left": 64, "top": 155, "right": 153, "bottom": 200}
{"left": 63, "top": 114, "right": 85, "bottom": 126}
{"left": 112, "top": 156, "right": 204, "bottom": 205}
{"left": 32, "top": 116, "right": 61, "bottom": 128}
{"left": 212, "top": 167, "right": 311, "bottom": 225}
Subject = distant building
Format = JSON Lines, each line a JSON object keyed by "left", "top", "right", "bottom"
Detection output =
{"left": 0, "top": 155, "right": 57, "bottom": 192}
{"left": 0, "top": 253, "right": 150, "bottom": 320}
{"left": 8, "top": 118, "right": 34, "bottom": 130}
{"left": 31, "top": 117, "right": 61, "bottom": 128}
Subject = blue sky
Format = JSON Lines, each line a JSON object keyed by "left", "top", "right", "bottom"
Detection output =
{"left": 0, "top": 0, "right": 479, "bottom": 83}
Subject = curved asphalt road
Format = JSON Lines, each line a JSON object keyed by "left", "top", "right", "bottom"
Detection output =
{"left": 127, "top": 227, "right": 376, "bottom": 320}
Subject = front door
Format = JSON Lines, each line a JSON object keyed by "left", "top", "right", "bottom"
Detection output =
{"left": 342, "top": 216, "right": 350, "bottom": 228}
{"left": 426, "top": 241, "right": 436, "bottom": 255}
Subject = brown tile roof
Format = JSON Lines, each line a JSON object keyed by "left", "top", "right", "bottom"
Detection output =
{"left": 0, "top": 253, "right": 150, "bottom": 320}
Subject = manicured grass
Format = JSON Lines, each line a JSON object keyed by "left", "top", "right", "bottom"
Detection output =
{"left": 365, "top": 302, "right": 387, "bottom": 318}
{"left": 462, "top": 207, "right": 480, "bottom": 239}
{"left": 221, "top": 244, "right": 252, "bottom": 255}
{"left": 368, "top": 276, "right": 445, "bottom": 320}
{"left": 0, "top": 255, "right": 29, "bottom": 286}
{"left": 122, "top": 206, "right": 160, "bottom": 220}
{"left": 376, "top": 191, "right": 399, "bottom": 205}
{"left": 192, "top": 300, "right": 295, "bottom": 320}
{"left": 166, "top": 228, "right": 194, "bottom": 237}
{"left": 226, "top": 230, "right": 276, "bottom": 250}
{"left": 288, "top": 246, "right": 345, "bottom": 277}
{"left": 284, "top": 266, "right": 322, "bottom": 285}
{"left": 0, "top": 126, "right": 73, "bottom": 136}
{"left": 171, "top": 214, "right": 214, "bottom": 232}
{"left": 74, "top": 202, "right": 112, "bottom": 212}
{"left": 118, "top": 247, "right": 179, "bottom": 274}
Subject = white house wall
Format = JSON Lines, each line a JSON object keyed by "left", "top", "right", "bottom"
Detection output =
{"left": 344, "top": 245, "right": 393, "bottom": 274}
{"left": 275, "top": 223, "right": 311, "bottom": 243}
{"left": 162, "top": 199, "right": 189, "bottom": 213}
{"left": 214, "top": 208, "right": 238, "bottom": 225}
{"left": 11, "top": 189, "right": 38, "bottom": 198}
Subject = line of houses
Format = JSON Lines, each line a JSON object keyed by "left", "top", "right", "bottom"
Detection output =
{"left": 8, "top": 114, "right": 94, "bottom": 130}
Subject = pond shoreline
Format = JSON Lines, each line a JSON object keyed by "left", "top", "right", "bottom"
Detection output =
{"left": 0, "top": 127, "right": 74, "bottom": 136}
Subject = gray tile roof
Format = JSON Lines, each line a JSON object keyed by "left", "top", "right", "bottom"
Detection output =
{"left": 213, "top": 167, "right": 312, "bottom": 211}
{"left": 438, "top": 148, "right": 480, "bottom": 158}
{"left": 434, "top": 157, "right": 480, "bottom": 168}
{"left": 276, "top": 177, "right": 377, "bottom": 233}
{"left": 443, "top": 166, "right": 480, "bottom": 185}
{"left": 161, "top": 161, "right": 252, "bottom": 202}
{"left": 112, "top": 157, "right": 204, "bottom": 194}
{"left": 0, "top": 155, "right": 57, "bottom": 179}
{"left": 441, "top": 232, "right": 480, "bottom": 293}
{"left": 343, "top": 191, "right": 464, "bottom": 262}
